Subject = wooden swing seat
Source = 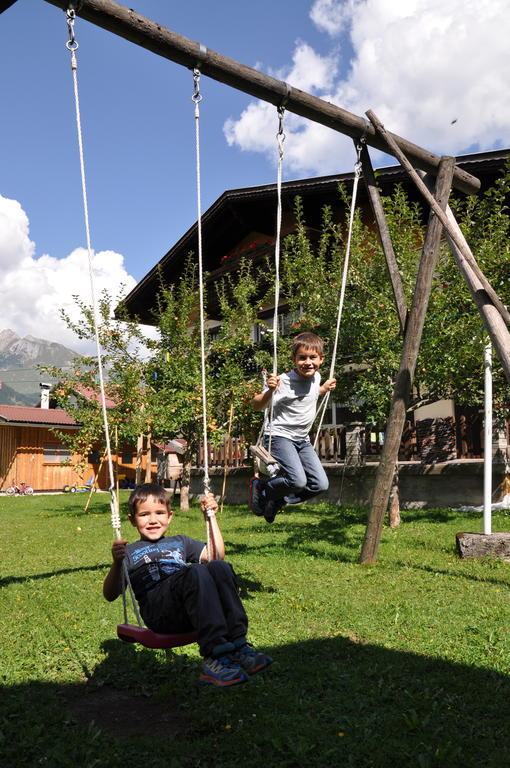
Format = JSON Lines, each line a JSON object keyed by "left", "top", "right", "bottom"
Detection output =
{"left": 117, "top": 623, "right": 198, "bottom": 649}
{"left": 249, "top": 443, "right": 280, "bottom": 477}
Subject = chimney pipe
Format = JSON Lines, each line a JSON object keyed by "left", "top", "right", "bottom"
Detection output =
{"left": 39, "top": 382, "right": 51, "bottom": 409}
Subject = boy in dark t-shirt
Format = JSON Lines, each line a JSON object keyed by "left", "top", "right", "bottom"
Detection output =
{"left": 103, "top": 483, "right": 272, "bottom": 687}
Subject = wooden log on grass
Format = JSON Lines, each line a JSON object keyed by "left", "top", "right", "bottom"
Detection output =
{"left": 360, "top": 157, "right": 456, "bottom": 565}
{"left": 456, "top": 532, "right": 510, "bottom": 561}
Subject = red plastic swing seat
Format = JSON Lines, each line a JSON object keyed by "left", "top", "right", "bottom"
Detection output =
{"left": 117, "top": 623, "right": 198, "bottom": 649}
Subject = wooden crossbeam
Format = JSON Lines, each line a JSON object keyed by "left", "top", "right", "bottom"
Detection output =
{"left": 0, "top": 1, "right": 19, "bottom": 12}
{"left": 37, "top": 0, "right": 480, "bottom": 195}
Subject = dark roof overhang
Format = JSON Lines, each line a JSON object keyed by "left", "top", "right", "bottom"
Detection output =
{"left": 120, "top": 148, "right": 509, "bottom": 325}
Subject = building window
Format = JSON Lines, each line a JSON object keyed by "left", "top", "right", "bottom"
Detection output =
{"left": 254, "top": 307, "right": 298, "bottom": 342}
{"left": 121, "top": 451, "right": 134, "bottom": 465}
{"left": 43, "top": 444, "right": 71, "bottom": 463}
{"left": 88, "top": 450, "right": 101, "bottom": 464}
{"left": 320, "top": 401, "right": 351, "bottom": 428}
{"left": 208, "top": 324, "right": 222, "bottom": 342}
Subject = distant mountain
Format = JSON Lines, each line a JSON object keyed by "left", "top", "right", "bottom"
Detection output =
{"left": 0, "top": 329, "right": 77, "bottom": 406}
{"left": 0, "top": 381, "right": 35, "bottom": 406}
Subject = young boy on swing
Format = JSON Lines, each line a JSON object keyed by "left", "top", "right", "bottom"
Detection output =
{"left": 103, "top": 483, "right": 272, "bottom": 687}
{"left": 250, "top": 331, "right": 336, "bottom": 523}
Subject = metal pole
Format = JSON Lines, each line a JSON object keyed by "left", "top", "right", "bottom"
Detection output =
{"left": 483, "top": 339, "right": 492, "bottom": 535}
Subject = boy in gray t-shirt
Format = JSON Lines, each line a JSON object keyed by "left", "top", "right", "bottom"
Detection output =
{"left": 250, "top": 332, "right": 336, "bottom": 522}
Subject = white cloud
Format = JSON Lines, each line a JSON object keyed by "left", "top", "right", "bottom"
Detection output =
{"left": 224, "top": 0, "right": 510, "bottom": 176}
{"left": 0, "top": 194, "right": 138, "bottom": 353}
{"left": 310, "top": 0, "right": 357, "bottom": 36}
{"left": 224, "top": 41, "right": 339, "bottom": 164}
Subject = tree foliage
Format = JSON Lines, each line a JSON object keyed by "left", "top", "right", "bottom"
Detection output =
{"left": 47, "top": 162, "right": 510, "bottom": 485}
{"left": 280, "top": 163, "right": 510, "bottom": 423}
{"left": 42, "top": 291, "right": 153, "bottom": 475}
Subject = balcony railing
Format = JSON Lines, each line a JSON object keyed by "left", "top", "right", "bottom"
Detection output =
{"left": 194, "top": 414, "right": 493, "bottom": 469}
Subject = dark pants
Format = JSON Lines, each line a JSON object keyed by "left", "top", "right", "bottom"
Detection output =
{"left": 140, "top": 560, "right": 248, "bottom": 658}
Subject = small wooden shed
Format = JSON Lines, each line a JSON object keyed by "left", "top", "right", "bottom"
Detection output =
{"left": 0, "top": 405, "right": 82, "bottom": 492}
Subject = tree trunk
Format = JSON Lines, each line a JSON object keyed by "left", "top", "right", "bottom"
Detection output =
{"left": 180, "top": 455, "right": 192, "bottom": 511}
{"left": 388, "top": 469, "right": 401, "bottom": 528}
{"left": 135, "top": 433, "right": 143, "bottom": 485}
{"left": 144, "top": 430, "right": 152, "bottom": 483}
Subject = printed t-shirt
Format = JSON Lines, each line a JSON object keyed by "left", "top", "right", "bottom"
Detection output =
{"left": 264, "top": 369, "right": 321, "bottom": 441}
{"left": 125, "top": 535, "right": 204, "bottom": 604}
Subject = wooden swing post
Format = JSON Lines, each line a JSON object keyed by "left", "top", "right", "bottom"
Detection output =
{"left": 421, "top": 176, "right": 510, "bottom": 382}
{"left": 365, "top": 109, "right": 510, "bottom": 385}
{"left": 360, "top": 156, "right": 456, "bottom": 565}
{"left": 356, "top": 139, "right": 408, "bottom": 334}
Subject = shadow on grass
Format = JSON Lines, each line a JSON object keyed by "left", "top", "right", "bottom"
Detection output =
{"left": 393, "top": 561, "right": 510, "bottom": 590}
{"left": 398, "top": 507, "right": 478, "bottom": 524}
{"left": 0, "top": 563, "right": 109, "bottom": 589}
{"left": 0, "top": 564, "right": 270, "bottom": 599}
{"left": 1, "top": 635, "right": 509, "bottom": 767}
{"left": 228, "top": 504, "right": 366, "bottom": 563}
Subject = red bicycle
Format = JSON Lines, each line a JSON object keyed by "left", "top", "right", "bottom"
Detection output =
{"left": 6, "top": 480, "right": 34, "bottom": 495}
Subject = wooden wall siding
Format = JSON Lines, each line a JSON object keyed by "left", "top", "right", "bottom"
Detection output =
{"left": 0, "top": 426, "right": 157, "bottom": 492}
{"left": 0, "top": 426, "right": 85, "bottom": 491}
{"left": 0, "top": 427, "right": 17, "bottom": 491}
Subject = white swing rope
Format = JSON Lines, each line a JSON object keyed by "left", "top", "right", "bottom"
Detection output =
{"left": 313, "top": 140, "right": 364, "bottom": 449}
{"left": 193, "top": 66, "right": 216, "bottom": 561}
{"left": 65, "top": 10, "right": 120, "bottom": 538}
{"left": 266, "top": 105, "right": 286, "bottom": 456}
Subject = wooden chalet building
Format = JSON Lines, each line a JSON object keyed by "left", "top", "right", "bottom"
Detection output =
{"left": 120, "top": 148, "right": 510, "bottom": 468}
{"left": 122, "top": 148, "right": 508, "bottom": 323}
{"left": 0, "top": 403, "right": 81, "bottom": 492}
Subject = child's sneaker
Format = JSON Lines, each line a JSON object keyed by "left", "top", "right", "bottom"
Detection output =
{"left": 264, "top": 499, "right": 284, "bottom": 524}
{"left": 200, "top": 655, "right": 248, "bottom": 687}
{"left": 249, "top": 477, "right": 265, "bottom": 517}
{"left": 233, "top": 643, "right": 273, "bottom": 676}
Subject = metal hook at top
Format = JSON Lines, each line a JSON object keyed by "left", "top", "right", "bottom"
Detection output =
{"left": 192, "top": 68, "right": 202, "bottom": 104}
{"left": 354, "top": 141, "right": 363, "bottom": 177}
{"left": 354, "top": 119, "right": 369, "bottom": 176}
{"left": 66, "top": 8, "right": 79, "bottom": 51}
{"left": 276, "top": 105, "right": 286, "bottom": 160}
{"left": 355, "top": 118, "right": 370, "bottom": 155}
{"left": 277, "top": 104, "right": 285, "bottom": 136}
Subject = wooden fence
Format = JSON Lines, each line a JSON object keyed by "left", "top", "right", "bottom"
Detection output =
{"left": 197, "top": 436, "right": 248, "bottom": 469}
{"left": 194, "top": 415, "right": 491, "bottom": 469}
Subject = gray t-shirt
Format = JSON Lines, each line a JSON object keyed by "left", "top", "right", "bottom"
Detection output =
{"left": 264, "top": 369, "right": 321, "bottom": 441}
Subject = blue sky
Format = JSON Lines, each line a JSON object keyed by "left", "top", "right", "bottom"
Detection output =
{"left": 0, "top": 0, "right": 508, "bottom": 350}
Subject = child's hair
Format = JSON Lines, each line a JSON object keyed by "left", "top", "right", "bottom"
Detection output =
{"left": 128, "top": 483, "right": 171, "bottom": 516}
{"left": 291, "top": 331, "right": 324, "bottom": 357}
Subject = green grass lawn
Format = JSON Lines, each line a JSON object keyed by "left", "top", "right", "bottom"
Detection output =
{"left": 1, "top": 492, "right": 510, "bottom": 767}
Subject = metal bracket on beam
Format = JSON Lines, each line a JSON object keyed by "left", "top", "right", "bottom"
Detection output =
{"left": 194, "top": 42, "right": 207, "bottom": 71}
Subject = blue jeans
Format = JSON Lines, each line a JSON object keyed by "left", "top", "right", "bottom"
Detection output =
{"left": 263, "top": 436, "right": 329, "bottom": 504}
